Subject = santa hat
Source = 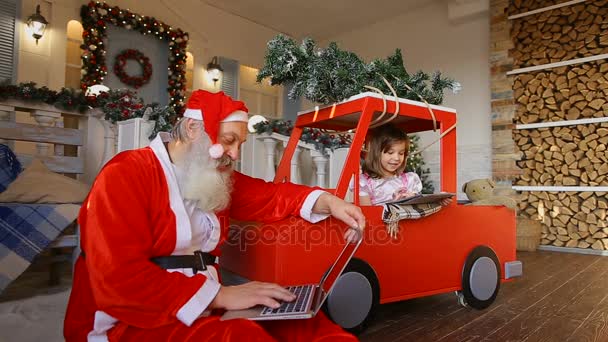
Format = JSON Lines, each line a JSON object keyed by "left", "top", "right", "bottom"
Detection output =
{"left": 183, "top": 90, "right": 248, "bottom": 158}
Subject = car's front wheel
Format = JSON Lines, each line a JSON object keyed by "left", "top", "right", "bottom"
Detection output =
{"left": 459, "top": 245, "right": 501, "bottom": 309}
{"left": 324, "top": 258, "right": 379, "bottom": 333}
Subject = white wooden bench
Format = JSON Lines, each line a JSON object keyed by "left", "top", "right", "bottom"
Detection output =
{"left": 0, "top": 100, "right": 98, "bottom": 282}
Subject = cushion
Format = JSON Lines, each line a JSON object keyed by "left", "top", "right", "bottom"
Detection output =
{"left": 0, "top": 144, "right": 22, "bottom": 192}
{"left": 0, "top": 159, "right": 89, "bottom": 204}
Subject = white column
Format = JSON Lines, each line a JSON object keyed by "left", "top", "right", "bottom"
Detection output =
{"left": 311, "top": 150, "right": 328, "bottom": 188}
{"left": 291, "top": 147, "right": 303, "bottom": 184}
{"left": 0, "top": 105, "right": 15, "bottom": 147}
{"left": 262, "top": 136, "right": 278, "bottom": 182}
{"left": 100, "top": 118, "right": 117, "bottom": 168}
{"left": 31, "top": 110, "right": 60, "bottom": 156}
{"left": 54, "top": 120, "right": 65, "bottom": 156}
{"left": 282, "top": 140, "right": 302, "bottom": 184}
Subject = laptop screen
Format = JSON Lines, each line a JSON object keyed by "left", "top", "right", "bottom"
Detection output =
{"left": 318, "top": 235, "right": 363, "bottom": 294}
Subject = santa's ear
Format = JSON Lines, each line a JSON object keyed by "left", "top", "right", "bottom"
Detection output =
{"left": 185, "top": 118, "right": 204, "bottom": 140}
{"left": 462, "top": 182, "right": 468, "bottom": 193}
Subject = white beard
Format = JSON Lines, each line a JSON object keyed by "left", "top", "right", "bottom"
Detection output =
{"left": 175, "top": 137, "right": 233, "bottom": 212}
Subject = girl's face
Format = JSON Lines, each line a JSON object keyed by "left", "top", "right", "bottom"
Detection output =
{"left": 380, "top": 141, "right": 407, "bottom": 177}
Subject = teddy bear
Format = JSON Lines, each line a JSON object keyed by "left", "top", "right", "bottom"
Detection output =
{"left": 462, "top": 178, "right": 517, "bottom": 210}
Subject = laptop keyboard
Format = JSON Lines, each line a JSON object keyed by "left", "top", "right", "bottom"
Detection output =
{"left": 261, "top": 285, "right": 313, "bottom": 316}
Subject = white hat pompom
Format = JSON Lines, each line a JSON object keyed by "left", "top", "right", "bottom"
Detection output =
{"left": 209, "top": 144, "right": 224, "bottom": 159}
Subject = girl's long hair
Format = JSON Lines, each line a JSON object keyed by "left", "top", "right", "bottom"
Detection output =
{"left": 362, "top": 123, "right": 410, "bottom": 179}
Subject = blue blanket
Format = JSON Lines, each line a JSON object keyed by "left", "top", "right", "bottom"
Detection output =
{"left": 0, "top": 203, "right": 79, "bottom": 293}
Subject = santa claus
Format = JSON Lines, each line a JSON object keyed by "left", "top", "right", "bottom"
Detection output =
{"left": 64, "top": 90, "right": 365, "bottom": 341}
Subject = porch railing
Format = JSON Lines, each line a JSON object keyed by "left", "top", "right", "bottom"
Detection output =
{"left": 238, "top": 132, "right": 349, "bottom": 189}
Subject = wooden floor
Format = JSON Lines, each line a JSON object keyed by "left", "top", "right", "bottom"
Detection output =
{"left": 2, "top": 250, "right": 608, "bottom": 341}
{"left": 359, "top": 251, "right": 608, "bottom": 342}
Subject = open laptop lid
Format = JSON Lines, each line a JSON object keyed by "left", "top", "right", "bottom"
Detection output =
{"left": 317, "top": 233, "right": 363, "bottom": 297}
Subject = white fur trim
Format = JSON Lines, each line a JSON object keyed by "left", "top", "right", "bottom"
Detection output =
{"left": 183, "top": 108, "right": 203, "bottom": 120}
{"left": 87, "top": 311, "right": 116, "bottom": 342}
{"left": 201, "top": 214, "right": 221, "bottom": 252}
{"left": 300, "top": 190, "right": 330, "bottom": 223}
{"left": 176, "top": 277, "right": 221, "bottom": 326}
{"left": 150, "top": 133, "right": 193, "bottom": 250}
{"left": 221, "top": 110, "right": 248, "bottom": 122}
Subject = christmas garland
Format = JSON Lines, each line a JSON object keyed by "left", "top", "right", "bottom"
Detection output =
{"left": 95, "top": 88, "right": 143, "bottom": 123}
{"left": 257, "top": 35, "right": 460, "bottom": 106}
{"left": 113, "top": 49, "right": 152, "bottom": 89}
{"left": 0, "top": 81, "right": 92, "bottom": 113}
{"left": 253, "top": 119, "right": 351, "bottom": 156}
{"left": 80, "top": 1, "right": 188, "bottom": 114}
{"left": 0, "top": 81, "right": 177, "bottom": 139}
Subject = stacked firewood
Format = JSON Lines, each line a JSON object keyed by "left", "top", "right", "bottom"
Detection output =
{"left": 511, "top": 1, "right": 608, "bottom": 251}
{"left": 519, "top": 191, "right": 608, "bottom": 250}
{"left": 508, "top": 0, "right": 566, "bottom": 16}
{"left": 510, "top": 0, "right": 608, "bottom": 68}
{"left": 513, "top": 123, "right": 608, "bottom": 187}
{"left": 513, "top": 61, "right": 608, "bottom": 124}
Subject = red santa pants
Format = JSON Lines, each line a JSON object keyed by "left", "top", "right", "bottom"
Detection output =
{"left": 109, "top": 311, "right": 357, "bottom": 342}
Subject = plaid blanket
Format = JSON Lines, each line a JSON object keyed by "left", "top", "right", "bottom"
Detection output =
{"left": 0, "top": 144, "right": 22, "bottom": 192}
{"left": 382, "top": 202, "right": 443, "bottom": 237}
{"left": 0, "top": 203, "right": 79, "bottom": 293}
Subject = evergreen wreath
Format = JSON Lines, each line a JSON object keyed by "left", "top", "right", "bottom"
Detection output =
{"left": 80, "top": 1, "right": 189, "bottom": 114}
{"left": 113, "top": 49, "right": 153, "bottom": 89}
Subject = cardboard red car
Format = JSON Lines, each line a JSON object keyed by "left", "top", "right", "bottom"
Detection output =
{"left": 221, "top": 92, "right": 522, "bottom": 331}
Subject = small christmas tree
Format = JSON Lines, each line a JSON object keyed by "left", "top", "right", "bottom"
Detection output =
{"left": 406, "top": 135, "right": 434, "bottom": 194}
{"left": 257, "top": 35, "right": 457, "bottom": 194}
{"left": 257, "top": 35, "right": 459, "bottom": 105}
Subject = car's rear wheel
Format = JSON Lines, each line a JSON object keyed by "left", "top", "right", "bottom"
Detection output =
{"left": 459, "top": 245, "right": 501, "bottom": 310}
{"left": 324, "top": 258, "right": 379, "bottom": 333}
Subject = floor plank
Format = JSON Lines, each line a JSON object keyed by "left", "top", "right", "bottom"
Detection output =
{"left": 523, "top": 317, "right": 585, "bottom": 342}
{"left": 438, "top": 253, "right": 595, "bottom": 342}
{"left": 565, "top": 272, "right": 608, "bottom": 342}
{"left": 360, "top": 251, "right": 608, "bottom": 342}
{"left": 386, "top": 252, "right": 565, "bottom": 342}
{"left": 484, "top": 256, "right": 608, "bottom": 341}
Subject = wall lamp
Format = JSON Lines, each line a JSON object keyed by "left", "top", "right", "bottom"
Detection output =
{"left": 206, "top": 56, "right": 223, "bottom": 85}
{"left": 26, "top": 4, "right": 49, "bottom": 45}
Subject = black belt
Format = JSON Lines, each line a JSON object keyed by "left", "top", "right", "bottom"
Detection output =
{"left": 151, "top": 251, "right": 216, "bottom": 273}
{"left": 81, "top": 250, "right": 216, "bottom": 273}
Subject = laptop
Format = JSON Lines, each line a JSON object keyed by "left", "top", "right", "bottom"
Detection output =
{"left": 220, "top": 234, "right": 363, "bottom": 321}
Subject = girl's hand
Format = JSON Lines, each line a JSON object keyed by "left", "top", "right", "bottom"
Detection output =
{"left": 393, "top": 189, "right": 416, "bottom": 200}
{"left": 439, "top": 198, "right": 453, "bottom": 206}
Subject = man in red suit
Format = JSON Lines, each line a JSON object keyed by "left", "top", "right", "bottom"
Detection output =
{"left": 64, "top": 90, "right": 365, "bottom": 341}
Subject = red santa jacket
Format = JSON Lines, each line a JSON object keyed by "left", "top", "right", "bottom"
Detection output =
{"left": 64, "top": 145, "right": 320, "bottom": 341}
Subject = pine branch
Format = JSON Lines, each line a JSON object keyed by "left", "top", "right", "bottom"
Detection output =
{"left": 257, "top": 35, "right": 460, "bottom": 106}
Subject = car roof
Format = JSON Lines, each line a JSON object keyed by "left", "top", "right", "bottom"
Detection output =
{"left": 294, "top": 92, "right": 457, "bottom": 134}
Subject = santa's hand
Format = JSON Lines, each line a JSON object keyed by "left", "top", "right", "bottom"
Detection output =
{"left": 312, "top": 193, "right": 366, "bottom": 242}
{"left": 344, "top": 227, "right": 362, "bottom": 244}
{"left": 209, "top": 281, "right": 296, "bottom": 311}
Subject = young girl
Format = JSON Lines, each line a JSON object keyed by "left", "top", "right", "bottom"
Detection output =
{"left": 351, "top": 124, "right": 422, "bottom": 206}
